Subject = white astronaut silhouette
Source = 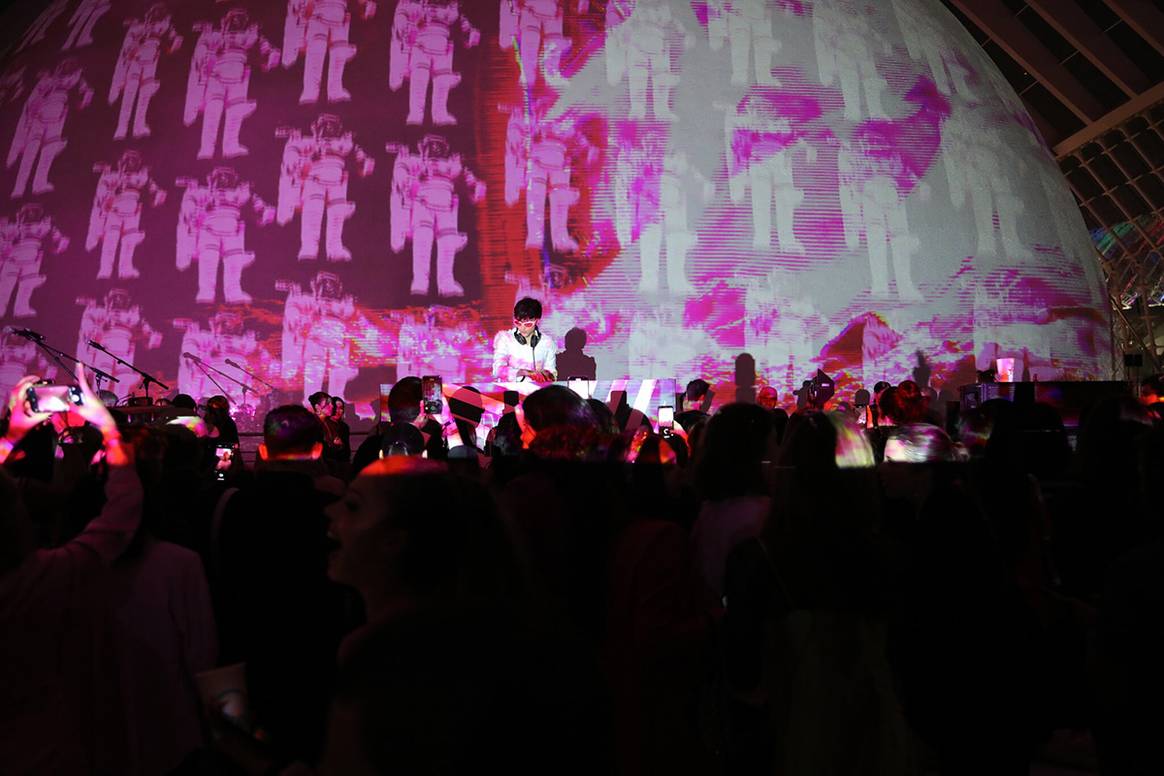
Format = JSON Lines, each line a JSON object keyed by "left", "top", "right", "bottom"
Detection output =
{"left": 504, "top": 102, "right": 595, "bottom": 252}
{"left": 723, "top": 97, "right": 814, "bottom": 253}
{"left": 184, "top": 8, "right": 280, "bottom": 160}
{"left": 279, "top": 272, "right": 359, "bottom": 403}
{"left": 387, "top": 134, "right": 485, "bottom": 297}
{"left": 176, "top": 167, "right": 275, "bottom": 305}
{"left": 0, "top": 204, "right": 67, "bottom": 319}
{"left": 282, "top": 0, "right": 376, "bottom": 105}
{"left": 175, "top": 311, "right": 261, "bottom": 404}
{"left": 499, "top": 0, "right": 585, "bottom": 89}
{"left": 892, "top": 0, "right": 974, "bottom": 98}
{"left": 277, "top": 114, "right": 374, "bottom": 262}
{"left": 86, "top": 150, "right": 166, "bottom": 280}
{"left": 76, "top": 289, "right": 162, "bottom": 387}
{"left": 17, "top": 0, "right": 70, "bottom": 53}
{"left": 109, "top": 4, "right": 183, "bottom": 141}
{"left": 706, "top": 0, "right": 783, "bottom": 86}
{"left": 0, "top": 331, "right": 56, "bottom": 402}
{"left": 838, "top": 134, "right": 923, "bottom": 301}
{"left": 390, "top": 0, "right": 480, "bottom": 126}
{"left": 613, "top": 129, "right": 712, "bottom": 295}
{"left": 814, "top": 0, "right": 890, "bottom": 122}
{"left": 63, "top": 0, "right": 112, "bottom": 50}
{"left": 7, "top": 59, "right": 93, "bottom": 199}
{"left": 944, "top": 108, "right": 1028, "bottom": 260}
{"left": 606, "top": 0, "right": 691, "bottom": 121}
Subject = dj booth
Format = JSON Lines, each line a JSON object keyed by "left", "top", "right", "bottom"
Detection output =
{"left": 378, "top": 379, "right": 679, "bottom": 435}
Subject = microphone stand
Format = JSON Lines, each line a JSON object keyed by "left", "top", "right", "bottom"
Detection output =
{"left": 226, "top": 359, "right": 276, "bottom": 393}
{"left": 22, "top": 334, "right": 119, "bottom": 387}
{"left": 89, "top": 341, "right": 167, "bottom": 402}
{"left": 190, "top": 357, "right": 254, "bottom": 409}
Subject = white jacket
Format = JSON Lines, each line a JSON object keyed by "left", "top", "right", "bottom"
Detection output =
{"left": 492, "top": 328, "right": 557, "bottom": 381}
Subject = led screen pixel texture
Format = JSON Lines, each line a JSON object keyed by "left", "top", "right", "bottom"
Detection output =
{"left": 0, "top": 0, "right": 1111, "bottom": 418}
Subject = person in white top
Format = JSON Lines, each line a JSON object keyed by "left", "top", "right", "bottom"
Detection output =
{"left": 492, "top": 296, "right": 557, "bottom": 383}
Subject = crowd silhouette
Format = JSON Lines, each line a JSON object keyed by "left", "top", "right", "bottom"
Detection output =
{"left": 2, "top": 367, "right": 1163, "bottom": 775}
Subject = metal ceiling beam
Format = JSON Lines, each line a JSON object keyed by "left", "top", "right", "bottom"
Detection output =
{"left": 1053, "top": 81, "right": 1164, "bottom": 157}
{"left": 1026, "top": 0, "right": 1151, "bottom": 98}
{"left": 1105, "top": 0, "right": 1164, "bottom": 58}
{"left": 948, "top": 0, "right": 1107, "bottom": 123}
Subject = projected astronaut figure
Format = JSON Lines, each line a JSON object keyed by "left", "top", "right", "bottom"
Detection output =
{"left": 63, "top": 0, "right": 112, "bottom": 50}
{"left": 176, "top": 166, "right": 274, "bottom": 305}
{"left": 282, "top": 0, "right": 376, "bottom": 105}
{"left": 839, "top": 132, "right": 923, "bottom": 301}
{"left": 504, "top": 102, "right": 594, "bottom": 252}
{"left": 499, "top": 0, "right": 586, "bottom": 90}
{"left": 87, "top": 150, "right": 166, "bottom": 280}
{"left": 185, "top": 7, "right": 280, "bottom": 160}
{"left": 7, "top": 59, "right": 93, "bottom": 199}
{"left": 944, "top": 107, "right": 1028, "bottom": 260}
{"left": 0, "top": 204, "right": 67, "bottom": 319}
{"left": 76, "top": 288, "right": 162, "bottom": 387}
{"left": 176, "top": 311, "right": 260, "bottom": 403}
{"left": 606, "top": 0, "right": 691, "bottom": 121}
{"left": 892, "top": 0, "right": 973, "bottom": 98}
{"left": 109, "top": 4, "right": 183, "bottom": 141}
{"left": 390, "top": 0, "right": 480, "bottom": 126}
{"left": 0, "top": 331, "right": 55, "bottom": 401}
{"left": 724, "top": 96, "right": 813, "bottom": 254}
{"left": 388, "top": 134, "right": 485, "bottom": 297}
{"left": 277, "top": 113, "right": 374, "bottom": 261}
{"left": 17, "top": 0, "right": 70, "bottom": 53}
{"left": 813, "top": 0, "right": 890, "bottom": 122}
{"left": 280, "top": 272, "right": 358, "bottom": 403}
{"left": 614, "top": 129, "right": 712, "bottom": 295}
{"left": 706, "top": 0, "right": 782, "bottom": 86}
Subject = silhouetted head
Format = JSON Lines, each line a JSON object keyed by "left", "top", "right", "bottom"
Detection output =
{"left": 563, "top": 327, "right": 587, "bottom": 351}
{"left": 261, "top": 404, "right": 324, "bottom": 461}
{"left": 388, "top": 377, "right": 422, "bottom": 424}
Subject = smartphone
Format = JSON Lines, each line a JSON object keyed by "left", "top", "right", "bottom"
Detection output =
{"left": 422, "top": 375, "right": 443, "bottom": 414}
{"left": 214, "top": 445, "right": 236, "bottom": 482}
{"left": 26, "top": 384, "right": 83, "bottom": 413}
{"left": 658, "top": 404, "right": 674, "bottom": 437}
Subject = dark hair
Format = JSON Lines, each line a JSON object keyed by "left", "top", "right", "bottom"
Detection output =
{"left": 263, "top": 405, "right": 324, "bottom": 456}
{"left": 308, "top": 391, "right": 331, "bottom": 411}
{"left": 380, "top": 423, "right": 425, "bottom": 457}
{"left": 448, "top": 386, "right": 483, "bottom": 426}
{"left": 513, "top": 297, "right": 542, "bottom": 321}
{"left": 332, "top": 397, "right": 345, "bottom": 408}
{"left": 686, "top": 379, "right": 710, "bottom": 401}
{"left": 172, "top": 393, "right": 197, "bottom": 411}
{"left": 522, "top": 385, "right": 594, "bottom": 432}
{"left": 695, "top": 403, "right": 771, "bottom": 500}
{"left": 388, "top": 377, "right": 422, "bottom": 424}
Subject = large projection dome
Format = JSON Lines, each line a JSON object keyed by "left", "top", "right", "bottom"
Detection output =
{"left": 0, "top": 0, "right": 1110, "bottom": 415}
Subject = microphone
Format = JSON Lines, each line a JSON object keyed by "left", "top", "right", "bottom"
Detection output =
{"left": 86, "top": 339, "right": 109, "bottom": 351}
{"left": 9, "top": 328, "right": 44, "bottom": 341}
{"left": 224, "top": 358, "right": 242, "bottom": 369}
{"left": 182, "top": 351, "right": 203, "bottom": 363}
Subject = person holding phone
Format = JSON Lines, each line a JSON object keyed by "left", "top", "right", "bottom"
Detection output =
{"left": 1, "top": 366, "right": 142, "bottom": 774}
{"left": 491, "top": 297, "right": 557, "bottom": 384}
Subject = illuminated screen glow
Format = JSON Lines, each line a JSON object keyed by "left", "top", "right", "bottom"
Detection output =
{"left": 0, "top": 0, "right": 1110, "bottom": 421}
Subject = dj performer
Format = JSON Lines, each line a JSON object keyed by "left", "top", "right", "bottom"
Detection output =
{"left": 491, "top": 297, "right": 557, "bottom": 383}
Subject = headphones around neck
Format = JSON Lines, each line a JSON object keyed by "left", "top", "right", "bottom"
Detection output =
{"left": 514, "top": 327, "right": 540, "bottom": 348}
